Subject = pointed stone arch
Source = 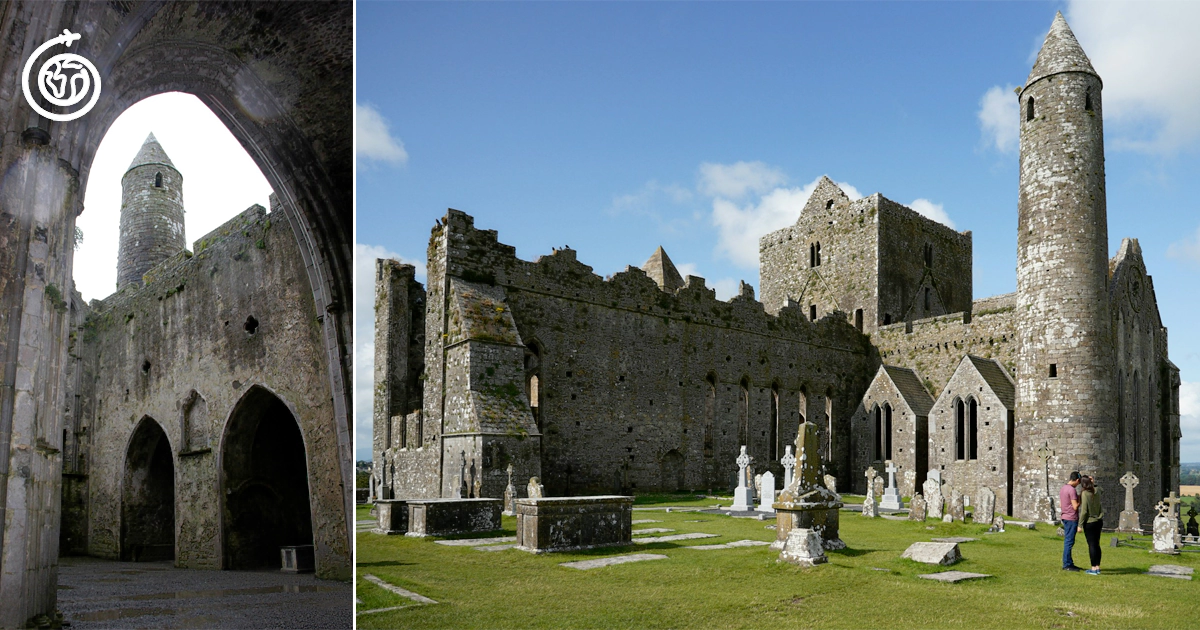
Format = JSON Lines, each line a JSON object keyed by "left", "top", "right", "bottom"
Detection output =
{"left": 121, "top": 416, "right": 175, "bottom": 562}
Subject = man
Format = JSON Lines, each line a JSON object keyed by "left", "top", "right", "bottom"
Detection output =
{"left": 1060, "top": 471, "right": 1082, "bottom": 571}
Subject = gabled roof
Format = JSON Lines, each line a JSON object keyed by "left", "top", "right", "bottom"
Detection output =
{"left": 1025, "top": 12, "right": 1099, "bottom": 90}
{"left": 641, "top": 246, "right": 684, "bottom": 291}
{"left": 127, "top": 132, "right": 176, "bottom": 171}
{"left": 881, "top": 365, "right": 934, "bottom": 416}
{"left": 964, "top": 355, "right": 1016, "bottom": 409}
{"left": 799, "top": 176, "right": 852, "bottom": 218}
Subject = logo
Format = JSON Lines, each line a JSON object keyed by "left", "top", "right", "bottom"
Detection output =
{"left": 22, "top": 29, "right": 101, "bottom": 122}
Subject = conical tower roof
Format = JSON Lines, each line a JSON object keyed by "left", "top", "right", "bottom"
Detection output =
{"left": 642, "top": 246, "right": 684, "bottom": 291}
{"left": 126, "top": 132, "right": 176, "bottom": 172}
{"left": 1024, "top": 12, "right": 1100, "bottom": 91}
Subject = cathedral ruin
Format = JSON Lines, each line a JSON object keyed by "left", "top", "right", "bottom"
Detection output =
{"left": 373, "top": 14, "right": 1178, "bottom": 534}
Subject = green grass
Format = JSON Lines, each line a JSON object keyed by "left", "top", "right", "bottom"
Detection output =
{"left": 356, "top": 499, "right": 1198, "bottom": 629}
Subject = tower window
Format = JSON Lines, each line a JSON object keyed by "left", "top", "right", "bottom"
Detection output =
{"left": 1026, "top": 97, "right": 1036, "bottom": 122}
{"left": 815, "top": 242, "right": 821, "bottom": 266}
{"left": 883, "top": 313, "right": 891, "bottom": 325}
{"left": 854, "top": 308, "right": 863, "bottom": 332}
{"left": 924, "top": 244, "right": 933, "bottom": 267}
{"left": 1049, "top": 363, "right": 1057, "bottom": 378}
{"left": 1085, "top": 88, "right": 1093, "bottom": 112}
{"left": 810, "top": 304, "right": 817, "bottom": 321}
{"left": 154, "top": 172, "right": 163, "bottom": 188}
{"left": 825, "top": 199, "right": 834, "bottom": 210}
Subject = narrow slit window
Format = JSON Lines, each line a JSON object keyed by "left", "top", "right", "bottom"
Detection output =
{"left": 854, "top": 308, "right": 863, "bottom": 332}
{"left": 154, "top": 172, "right": 163, "bottom": 188}
{"left": 1085, "top": 88, "right": 1093, "bottom": 112}
{"left": 1049, "top": 364, "right": 1057, "bottom": 378}
{"left": 955, "top": 399, "right": 965, "bottom": 461}
{"left": 968, "top": 399, "right": 978, "bottom": 460}
{"left": 810, "top": 304, "right": 817, "bottom": 321}
{"left": 1026, "top": 97, "right": 1036, "bottom": 122}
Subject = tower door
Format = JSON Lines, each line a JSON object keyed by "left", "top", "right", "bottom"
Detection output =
{"left": 121, "top": 417, "right": 175, "bottom": 561}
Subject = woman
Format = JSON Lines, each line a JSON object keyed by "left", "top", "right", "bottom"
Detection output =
{"left": 1078, "top": 476, "right": 1104, "bottom": 575}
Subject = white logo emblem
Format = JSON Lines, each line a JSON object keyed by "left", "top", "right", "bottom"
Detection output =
{"left": 22, "top": 29, "right": 101, "bottom": 122}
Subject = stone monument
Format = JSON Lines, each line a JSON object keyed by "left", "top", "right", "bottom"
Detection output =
{"left": 777, "top": 527, "right": 827, "bottom": 567}
{"left": 923, "top": 471, "right": 944, "bottom": 520}
{"left": 731, "top": 446, "right": 755, "bottom": 511}
{"left": 1186, "top": 506, "right": 1199, "bottom": 540}
{"left": 908, "top": 493, "right": 927, "bottom": 521}
{"left": 948, "top": 488, "right": 965, "bottom": 522}
{"left": 880, "top": 461, "right": 904, "bottom": 510}
{"left": 903, "top": 470, "right": 916, "bottom": 497}
{"left": 759, "top": 471, "right": 776, "bottom": 513}
{"left": 873, "top": 475, "right": 885, "bottom": 501}
{"left": 1117, "top": 471, "right": 1142, "bottom": 533}
{"left": 781, "top": 446, "right": 796, "bottom": 487}
{"left": 988, "top": 516, "right": 1005, "bottom": 533}
{"left": 772, "top": 421, "right": 844, "bottom": 551}
{"left": 974, "top": 487, "right": 995, "bottom": 525}
{"left": 503, "top": 464, "right": 517, "bottom": 516}
{"left": 861, "top": 466, "right": 879, "bottom": 518}
{"left": 527, "top": 477, "right": 545, "bottom": 499}
{"left": 1153, "top": 500, "right": 1179, "bottom": 555}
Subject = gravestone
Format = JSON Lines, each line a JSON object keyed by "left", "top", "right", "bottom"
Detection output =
{"left": 503, "top": 464, "right": 517, "bottom": 516}
{"left": 988, "top": 516, "right": 1005, "bottom": 533}
{"left": 880, "top": 461, "right": 904, "bottom": 510}
{"left": 903, "top": 470, "right": 916, "bottom": 497}
{"left": 1117, "top": 471, "right": 1142, "bottom": 533}
{"left": 772, "top": 422, "right": 845, "bottom": 551}
{"left": 942, "top": 514, "right": 953, "bottom": 523}
{"left": 901, "top": 541, "right": 961, "bottom": 566}
{"left": 527, "top": 477, "right": 545, "bottom": 499}
{"left": 948, "top": 489, "right": 965, "bottom": 522}
{"left": 754, "top": 473, "right": 763, "bottom": 498}
{"left": 824, "top": 474, "right": 837, "bottom": 494}
{"left": 873, "top": 476, "right": 885, "bottom": 501}
{"left": 861, "top": 467, "right": 879, "bottom": 518}
{"left": 781, "top": 446, "right": 796, "bottom": 487}
{"left": 908, "top": 493, "right": 927, "bottom": 521}
{"left": 1187, "top": 507, "right": 1199, "bottom": 539}
{"left": 758, "top": 471, "right": 776, "bottom": 513}
{"left": 731, "top": 446, "right": 755, "bottom": 511}
{"left": 974, "top": 487, "right": 995, "bottom": 525}
{"left": 777, "top": 527, "right": 827, "bottom": 567}
{"left": 924, "top": 471, "right": 944, "bottom": 520}
{"left": 1152, "top": 500, "right": 1178, "bottom": 555}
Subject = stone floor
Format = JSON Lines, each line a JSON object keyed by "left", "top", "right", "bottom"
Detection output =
{"left": 57, "top": 556, "right": 351, "bottom": 628}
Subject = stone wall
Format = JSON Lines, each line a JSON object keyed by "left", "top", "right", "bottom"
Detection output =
{"left": 74, "top": 204, "right": 349, "bottom": 578}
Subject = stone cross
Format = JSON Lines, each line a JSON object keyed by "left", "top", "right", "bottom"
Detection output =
{"left": 502, "top": 464, "right": 516, "bottom": 515}
{"left": 781, "top": 446, "right": 796, "bottom": 487}
{"left": 1120, "top": 471, "right": 1139, "bottom": 512}
{"left": 864, "top": 466, "right": 877, "bottom": 495}
{"left": 731, "top": 445, "right": 755, "bottom": 511}
{"left": 527, "top": 476, "right": 544, "bottom": 499}
{"left": 885, "top": 461, "right": 898, "bottom": 489}
{"left": 1035, "top": 442, "right": 1055, "bottom": 520}
{"left": 736, "top": 446, "right": 750, "bottom": 483}
{"left": 507, "top": 463, "right": 514, "bottom": 487}
{"left": 880, "top": 461, "right": 904, "bottom": 510}
{"left": 1164, "top": 492, "right": 1182, "bottom": 519}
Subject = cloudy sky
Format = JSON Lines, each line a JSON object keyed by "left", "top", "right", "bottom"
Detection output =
{"left": 76, "top": 92, "right": 273, "bottom": 302}
{"left": 355, "top": 1, "right": 1200, "bottom": 463}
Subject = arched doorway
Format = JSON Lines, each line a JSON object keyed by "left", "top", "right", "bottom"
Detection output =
{"left": 121, "top": 416, "right": 175, "bottom": 562}
{"left": 221, "top": 386, "right": 313, "bottom": 570}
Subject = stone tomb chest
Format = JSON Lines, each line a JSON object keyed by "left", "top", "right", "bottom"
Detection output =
{"left": 515, "top": 496, "right": 634, "bottom": 553}
{"left": 374, "top": 499, "right": 409, "bottom": 535}
{"left": 406, "top": 498, "right": 502, "bottom": 537}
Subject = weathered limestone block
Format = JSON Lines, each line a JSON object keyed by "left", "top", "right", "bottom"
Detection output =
{"left": 1153, "top": 515, "right": 1178, "bottom": 555}
{"left": 923, "top": 476, "right": 944, "bottom": 520}
{"left": 373, "top": 500, "right": 409, "bottom": 535}
{"left": 974, "top": 487, "right": 995, "bottom": 525}
{"left": 861, "top": 493, "right": 878, "bottom": 518}
{"left": 988, "top": 516, "right": 1005, "bottom": 533}
{"left": 948, "top": 489, "right": 965, "bottom": 522}
{"left": 406, "top": 499, "right": 502, "bottom": 537}
{"left": 901, "top": 542, "right": 962, "bottom": 566}
{"left": 908, "top": 493, "right": 927, "bottom": 521}
{"left": 778, "top": 528, "right": 827, "bottom": 567}
{"left": 514, "top": 496, "right": 634, "bottom": 553}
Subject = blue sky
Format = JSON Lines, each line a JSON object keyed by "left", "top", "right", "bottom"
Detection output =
{"left": 355, "top": 1, "right": 1200, "bottom": 463}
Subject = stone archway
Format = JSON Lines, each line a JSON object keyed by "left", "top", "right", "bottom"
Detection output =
{"left": 0, "top": 4, "right": 351, "bottom": 622}
{"left": 221, "top": 385, "right": 313, "bottom": 571}
{"left": 121, "top": 416, "right": 175, "bottom": 562}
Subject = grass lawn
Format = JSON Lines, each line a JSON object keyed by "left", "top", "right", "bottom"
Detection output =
{"left": 355, "top": 496, "right": 1198, "bottom": 629}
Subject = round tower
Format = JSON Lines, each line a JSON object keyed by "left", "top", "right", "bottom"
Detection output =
{"left": 1014, "top": 13, "right": 1116, "bottom": 520}
{"left": 117, "top": 132, "right": 185, "bottom": 288}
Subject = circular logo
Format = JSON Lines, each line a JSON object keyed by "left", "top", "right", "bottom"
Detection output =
{"left": 22, "top": 29, "right": 101, "bottom": 123}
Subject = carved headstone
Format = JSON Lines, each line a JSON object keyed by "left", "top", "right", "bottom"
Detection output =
{"left": 731, "top": 446, "right": 755, "bottom": 511}
{"left": 903, "top": 470, "right": 916, "bottom": 497}
{"left": 908, "top": 493, "right": 927, "bottom": 521}
{"left": 881, "top": 461, "right": 904, "bottom": 510}
{"left": 948, "top": 489, "right": 965, "bottom": 522}
{"left": 503, "top": 464, "right": 517, "bottom": 515}
{"left": 1153, "top": 501, "right": 1178, "bottom": 554}
{"left": 1118, "top": 471, "right": 1142, "bottom": 533}
{"left": 973, "top": 487, "right": 995, "bottom": 525}
{"left": 923, "top": 474, "right": 944, "bottom": 520}
{"left": 758, "top": 471, "right": 776, "bottom": 513}
{"left": 754, "top": 473, "right": 763, "bottom": 497}
{"left": 778, "top": 527, "right": 827, "bottom": 567}
{"left": 873, "top": 476, "right": 885, "bottom": 500}
{"left": 781, "top": 446, "right": 796, "bottom": 487}
{"left": 527, "top": 477, "right": 544, "bottom": 499}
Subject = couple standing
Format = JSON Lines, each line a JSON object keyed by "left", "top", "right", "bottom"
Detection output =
{"left": 1061, "top": 471, "right": 1104, "bottom": 574}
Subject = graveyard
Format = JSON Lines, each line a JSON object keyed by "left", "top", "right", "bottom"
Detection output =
{"left": 355, "top": 492, "right": 1199, "bottom": 629}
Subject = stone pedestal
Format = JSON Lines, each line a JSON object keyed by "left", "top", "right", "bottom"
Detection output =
{"left": 373, "top": 499, "right": 409, "bottom": 535}
{"left": 406, "top": 498, "right": 502, "bottom": 537}
{"left": 1118, "top": 510, "right": 1142, "bottom": 534}
{"left": 514, "top": 496, "right": 634, "bottom": 553}
{"left": 777, "top": 527, "right": 827, "bottom": 567}
{"left": 772, "top": 422, "right": 844, "bottom": 551}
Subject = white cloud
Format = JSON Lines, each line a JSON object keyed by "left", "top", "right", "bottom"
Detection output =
{"left": 698, "top": 161, "right": 788, "bottom": 200}
{"left": 354, "top": 242, "right": 426, "bottom": 461}
{"left": 1181, "top": 381, "right": 1200, "bottom": 463}
{"left": 710, "top": 278, "right": 741, "bottom": 301}
{"left": 1065, "top": 1, "right": 1200, "bottom": 153}
{"left": 356, "top": 103, "right": 409, "bottom": 165}
{"left": 908, "top": 198, "right": 956, "bottom": 230}
{"left": 707, "top": 172, "right": 862, "bottom": 269}
{"left": 1167, "top": 224, "right": 1200, "bottom": 267}
{"left": 76, "top": 92, "right": 272, "bottom": 302}
{"left": 978, "top": 84, "right": 1020, "bottom": 154}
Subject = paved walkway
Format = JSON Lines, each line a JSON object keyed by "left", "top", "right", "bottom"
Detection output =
{"left": 58, "top": 556, "right": 351, "bottom": 629}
